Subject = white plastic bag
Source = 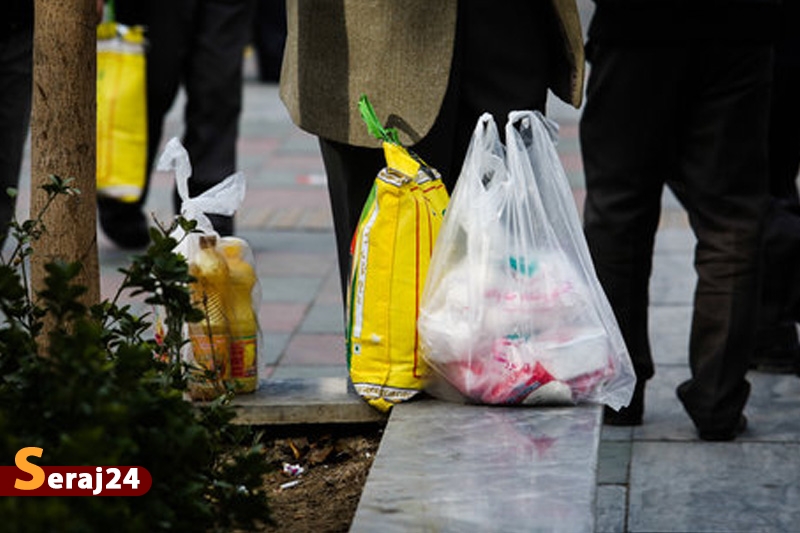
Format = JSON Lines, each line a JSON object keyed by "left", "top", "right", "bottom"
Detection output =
{"left": 418, "top": 111, "right": 636, "bottom": 410}
{"left": 156, "top": 137, "right": 246, "bottom": 261}
{"left": 156, "top": 138, "right": 261, "bottom": 398}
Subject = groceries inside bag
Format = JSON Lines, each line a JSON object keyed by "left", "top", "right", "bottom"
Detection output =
{"left": 157, "top": 138, "right": 262, "bottom": 400}
{"left": 418, "top": 111, "right": 635, "bottom": 410}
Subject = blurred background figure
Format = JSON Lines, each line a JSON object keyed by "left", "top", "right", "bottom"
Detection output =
{"left": 251, "top": 0, "right": 286, "bottom": 84}
{"left": 752, "top": 0, "right": 800, "bottom": 374}
{"left": 580, "top": 0, "right": 777, "bottom": 440}
{"left": 104, "top": 0, "right": 256, "bottom": 249}
{"left": 0, "top": 0, "right": 33, "bottom": 247}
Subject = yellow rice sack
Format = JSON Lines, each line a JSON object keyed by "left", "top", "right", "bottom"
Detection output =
{"left": 96, "top": 22, "right": 147, "bottom": 203}
{"left": 346, "top": 142, "right": 448, "bottom": 412}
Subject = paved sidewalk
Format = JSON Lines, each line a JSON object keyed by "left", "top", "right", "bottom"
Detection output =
{"left": 10, "top": 47, "right": 800, "bottom": 533}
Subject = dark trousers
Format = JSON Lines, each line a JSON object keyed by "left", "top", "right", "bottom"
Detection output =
{"left": 580, "top": 42, "right": 772, "bottom": 433}
{"left": 757, "top": 58, "right": 800, "bottom": 357}
{"left": 319, "top": 0, "right": 554, "bottom": 301}
{"left": 0, "top": 23, "right": 32, "bottom": 245}
{"left": 117, "top": 0, "right": 255, "bottom": 231}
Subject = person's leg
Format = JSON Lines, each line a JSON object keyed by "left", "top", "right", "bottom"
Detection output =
{"left": 581, "top": 43, "right": 683, "bottom": 424}
{"left": 675, "top": 44, "right": 772, "bottom": 440}
{"left": 100, "top": 0, "right": 189, "bottom": 248}
{"left": 317, "top": 139, "right": 384, "bottom": 304}
{"left": 0, "top": 23, "right": 32, "bottom": 246}
{"left": 753, "top": 56, "right": 800, "bottom": 372}
{"left": 252, "top": 0, "right": 286, "bottom": 83}
{"left": 179, "top": 0, "right": 255, "bottom": 236}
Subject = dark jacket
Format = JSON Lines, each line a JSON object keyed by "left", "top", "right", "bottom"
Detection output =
{"left": 6, "top": 0, "right": 33, "bottom": 31}
{"left": 589, "top": 0, "right": 780, "bottom": 44}
{"left": 280, "top": 0, "right": 585, "bottom": 148}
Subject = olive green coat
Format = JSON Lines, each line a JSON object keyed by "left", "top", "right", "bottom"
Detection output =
{"left": 280, "top": 0, "right": 584, "bottom": 147}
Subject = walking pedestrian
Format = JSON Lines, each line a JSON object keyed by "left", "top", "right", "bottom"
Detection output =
{"left": 580, "top": 0, "right": 778, "bottom": 440}
{"left": 102, "top": 0, "right": 256, "bottom": 248}
{"left": 752, "top": 0, "right": 800, "bottom": 374}
{"left": 0, "top": 0, "right": 33, "bottom": 247}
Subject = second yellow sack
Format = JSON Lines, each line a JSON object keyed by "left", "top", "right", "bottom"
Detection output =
{"left": 96, "top": 21, "right": 147, "bottom": 203}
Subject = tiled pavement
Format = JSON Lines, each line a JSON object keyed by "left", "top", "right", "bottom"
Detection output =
{"left": 8, "top": 14, "right": 800, "bottom": 531}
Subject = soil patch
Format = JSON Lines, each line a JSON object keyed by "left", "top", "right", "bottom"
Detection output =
{"left": 253, "top": 423, "right": 384, "bottom": 533}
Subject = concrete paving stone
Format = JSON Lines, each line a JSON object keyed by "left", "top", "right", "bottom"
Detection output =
{"left": 239, "top": 120, "right": 297, "bottom": 139}
{"left": 300, "top": 207, "right": 334, "bottom": 230}
{"left": 632, "top": 366, "right": 698, "bottom": 442}
{"left": 560, "top": 151, "right": 585, "bottom": 177}
{"left": 649, "top": 305, "right": 692, "bottom": 367}
{"left": 628, "top": 441, "right": 800, "bottom": 533}
{"left": 352, "top": 402, "right": 601, "bottom": 533}
{"left": 315, "top": 269, "right": 345, "bottom": 307}
{"left": 264, "top": 207, "right": 305, "bottom": 229}
{"left": 598, "top": 440, "right": 633, "bottom": 485}
{"left": 259, "top": 275, "right": 321, "bottom": 303}
{"left": 649, "top": 251, "right": 696, "bottom": 306}
{"left": 254, "top": 250, "right": 335, "bottom": 277}
{"left": 635, "top": 366, "right": 800, "bottom": 443}
{"left": 238, "top": 206, "right": 277, "bottom": 230}
{"left": 279, "top": 132, "right": 323, "bottom": 154}
{"left": 265, "top": 154, "right": 326, "bottom": 173}
{"left": 260, "top": 331, "right": 290, "bottom": 367}
{"left": 601, "top": 424, "right": 635, "bottom": 443}
{"left": 739, "top": 372, "right": 800, "bottom": 442}
{"left": 268, "top": 365, "right": 349, "bottom": 381}
{"left": 658, "top": 208, "right": 691, "bottom": 229}
{"left": 240, "top": 164, "right": 300, "bottom": 188}
{"left": 236, "top": 136, "right": 281, "bottom": 156}
{"left": 231, "top": 376, "right": 385, "bottom": 425}
{"left": 300, "top": 302, "right": 348, "bottom": 334}
{"left": 242, "top": 187, "right": 330, "bottom": 210}
{"left": 596, "top": 485, "right": 628, "bottom": 533}
{"left": 258, "top": 301, "right": 307, "bottom": 333}
{"left": 653, "top": 224, "right": 697, "bottom": 252}
{"left": 237, "top": 229, "right": 336, "bottom": 255}
{"left": 281, "top": 333, "right": 346, "bottom": 366}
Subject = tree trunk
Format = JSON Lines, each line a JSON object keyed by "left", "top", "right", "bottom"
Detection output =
{"left": 30, "top": 0, "right": 100, "bottom": 311}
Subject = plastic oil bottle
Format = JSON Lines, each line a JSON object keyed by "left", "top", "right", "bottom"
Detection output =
{"left": 219, "top": 236, "right": 259, "bottom": 393}
{"left": 187, "top": 235, "right": 231, "bottom": 400}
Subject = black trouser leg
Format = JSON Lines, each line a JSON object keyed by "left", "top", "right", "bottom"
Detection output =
{"left": 0, "top": 24, "right": 32, "bottom": 246}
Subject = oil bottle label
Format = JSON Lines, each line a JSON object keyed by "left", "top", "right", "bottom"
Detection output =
{"left": 190, "top": 333, "right": 229, "bottom": 378}
{"left": 230, "top": 335, "right": 257, "bottom": 378}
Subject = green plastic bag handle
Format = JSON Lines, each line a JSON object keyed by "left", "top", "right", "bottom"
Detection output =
{"left": 358, "top": 94, "right": 400, "bottom": 145}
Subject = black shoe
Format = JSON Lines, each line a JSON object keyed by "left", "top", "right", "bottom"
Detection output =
{"left": 98, "top": 197, "right": 150, "bottom": 250}
{"left": 604, "top": 379, "right": 645, "bottom": 426}
{"left": 698, "top": 415, "right": 748, "bottom": 442}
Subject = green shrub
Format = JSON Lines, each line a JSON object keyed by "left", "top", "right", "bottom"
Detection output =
{"left": 0, "top": 177, "right": 272, "bottom": 532}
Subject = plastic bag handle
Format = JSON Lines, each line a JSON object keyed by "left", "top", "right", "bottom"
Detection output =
{"left": 157, "top": 136, "right": 246, "bottom": 235}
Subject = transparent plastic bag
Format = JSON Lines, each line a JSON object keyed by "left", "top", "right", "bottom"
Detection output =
{"left": 156, "top": 138, "right": 261, "bottom": 398}
{"left": 418, "top": 111, "right": 635, "bottom": 410}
